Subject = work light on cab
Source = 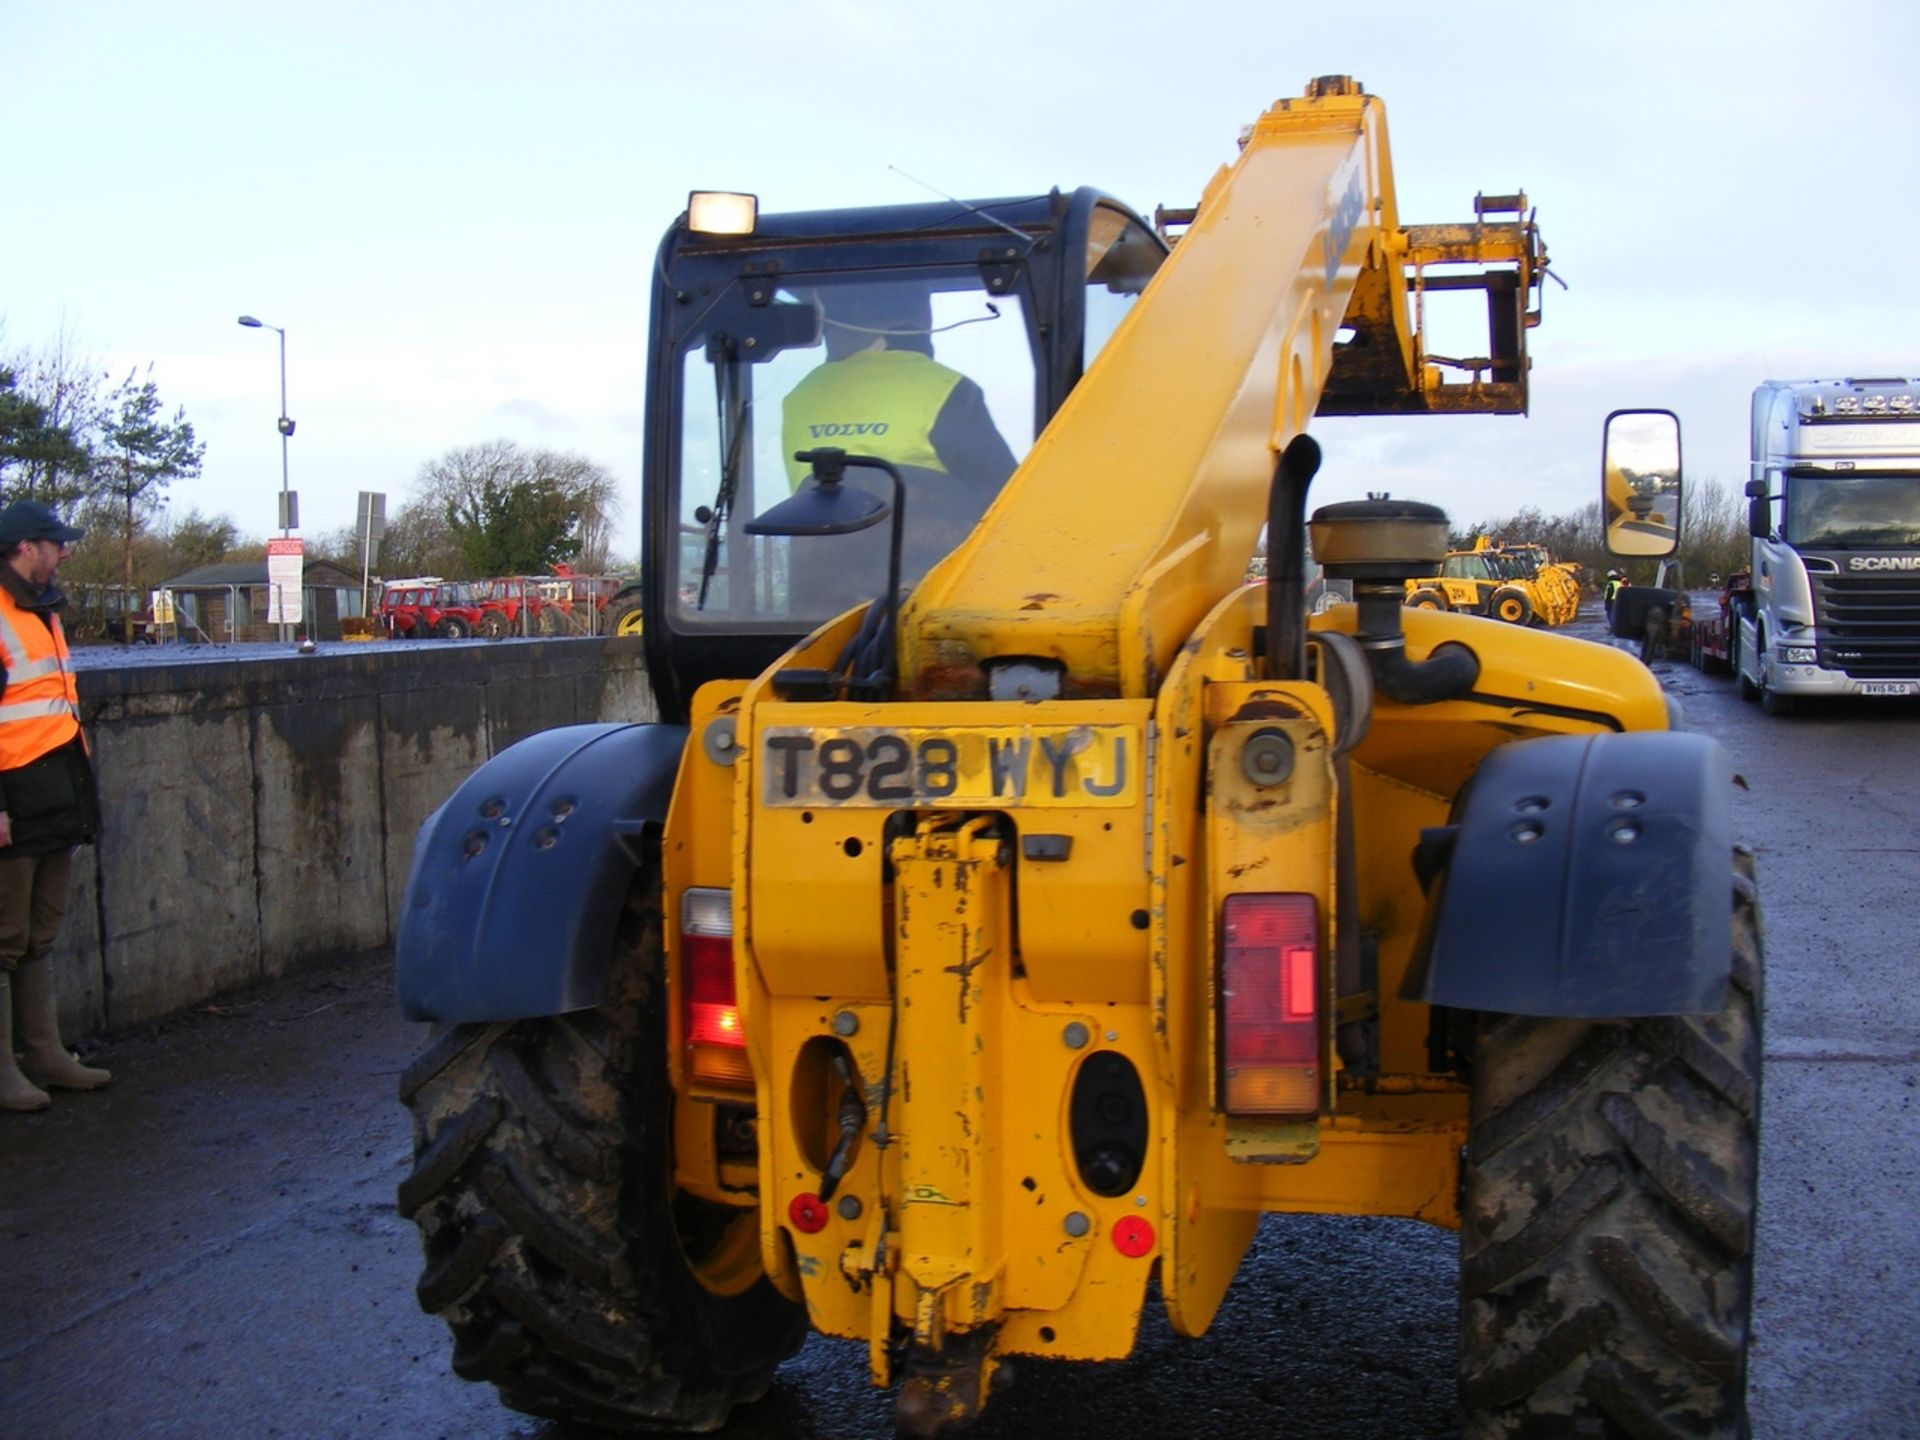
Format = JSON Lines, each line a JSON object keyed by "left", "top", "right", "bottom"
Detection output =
{"left": 687, "top": 190, "right": 758, "bottom": 236}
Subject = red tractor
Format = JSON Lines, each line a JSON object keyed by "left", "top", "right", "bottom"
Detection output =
{"left": 473, "top": 577, "right": 552, "bottom": 638}
{"left": 377, "top": 577, "right": 442, "bottom": 638}
{"left": 428, "top": 580, "right": 488, "bottom": 639}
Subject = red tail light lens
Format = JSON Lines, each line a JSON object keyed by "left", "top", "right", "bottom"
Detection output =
{"left": 1220, "top": 892, "right": 1321, "bottom": 1115}
{"left": 682, "top": 888, "right": 751, "bottom": 1087}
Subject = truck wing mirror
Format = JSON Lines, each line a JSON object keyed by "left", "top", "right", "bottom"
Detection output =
{"left": 1602, "top": 407, "right": 1682, "bottom": 558}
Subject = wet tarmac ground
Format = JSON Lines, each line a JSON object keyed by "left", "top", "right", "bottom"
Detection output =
{"left": 6, "top": 606, "right": 1918, "bottom": 1439}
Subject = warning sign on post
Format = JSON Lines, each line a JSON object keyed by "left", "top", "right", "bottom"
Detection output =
{"left": 267, "top": 538, "right": 304, "bottom": 625}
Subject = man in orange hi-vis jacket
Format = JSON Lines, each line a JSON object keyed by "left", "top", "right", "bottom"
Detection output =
{"left": 0, "top": 500, "right": 108, "bottom": 1113}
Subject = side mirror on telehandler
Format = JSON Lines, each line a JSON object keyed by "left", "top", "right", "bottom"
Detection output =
{"left": 1602, "top": 408, "right": 1682, "bottom": 559}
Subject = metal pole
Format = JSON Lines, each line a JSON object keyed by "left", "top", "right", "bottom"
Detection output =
{"left": 278, "top": 326, "right": 291, "bottom": 642}
{"left": 277, "top": 326, "right": 290, "bottom": 539}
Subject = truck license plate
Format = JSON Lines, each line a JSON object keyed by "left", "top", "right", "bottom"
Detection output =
{"left": 1860, "top": 681, "right": 1916, "bottom": 696}
{"left": 760, "top": 725, "right": 1136, "bottom": 807}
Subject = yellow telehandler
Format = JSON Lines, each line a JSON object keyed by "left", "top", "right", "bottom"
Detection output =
{"left": 396, "top": 77, "right": 1759, "bottom": 1438}
{"left": 1405, "top": 536, "right": 1581, "bottom": 627}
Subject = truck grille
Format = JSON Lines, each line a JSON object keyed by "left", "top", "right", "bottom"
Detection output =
{"left": 1813, "top": 571, "right": 1920, "bottom": 677}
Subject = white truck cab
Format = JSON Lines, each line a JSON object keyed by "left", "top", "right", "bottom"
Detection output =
{"left": 1739, "top": 377, "right": 1920, "bottom": 713}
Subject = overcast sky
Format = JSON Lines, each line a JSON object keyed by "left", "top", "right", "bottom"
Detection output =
{"left": 6, "top": 0, "right": 1917, "bottom": 563}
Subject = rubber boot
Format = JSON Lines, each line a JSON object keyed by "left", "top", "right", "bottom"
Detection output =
{"left": 15, "top": 956, "right": 110, "bottom": 1091}
{"left": 0, "top": 974, "right": 52, "bottom": 1112}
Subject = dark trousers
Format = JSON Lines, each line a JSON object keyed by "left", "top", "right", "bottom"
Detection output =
{"left": 0, "top": 848, "right": 74, "bottom": 973}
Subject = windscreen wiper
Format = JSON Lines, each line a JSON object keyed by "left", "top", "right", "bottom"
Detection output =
{"left": 696, "top": 335, "right": 749, "bottom": 610}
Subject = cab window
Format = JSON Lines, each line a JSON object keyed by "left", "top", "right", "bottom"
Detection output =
{"left": 1083, "top": 205, "right": 1163, "bottom": 369}
{"left": 674, "top": 271, "right": 1037, "bottom": 628}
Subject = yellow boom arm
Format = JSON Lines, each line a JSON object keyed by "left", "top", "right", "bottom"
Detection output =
{"left": 900, "top": 76, "right": 1545, "bottom": 702}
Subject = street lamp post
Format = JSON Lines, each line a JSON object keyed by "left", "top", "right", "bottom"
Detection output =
{"left": 237, "top": 315, "right": 296, "bottom": 641}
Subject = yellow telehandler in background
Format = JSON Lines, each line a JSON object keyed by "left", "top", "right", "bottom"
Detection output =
{"left": 396, "top": 77, "right": 1759, "bottom": 1438}
{"left": 1405, "top": 536, "right": 1581, "bottom": 626}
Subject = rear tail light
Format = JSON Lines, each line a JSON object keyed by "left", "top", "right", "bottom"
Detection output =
{"left": 682, "top": 887, "right": 752, "bottom": 1088}
{"left": 1220, "top": 892, "right": 1321, "bottom": 1115}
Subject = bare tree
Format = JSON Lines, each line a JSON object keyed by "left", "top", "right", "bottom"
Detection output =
{"left": 409, "top": 440, "right": 621, "bottom": 577}
{"left": 4, "top": 319, "right": 110, "bottom": 505}
{"left": 1680, "top": 475, "right": 1749, "bottom": 584}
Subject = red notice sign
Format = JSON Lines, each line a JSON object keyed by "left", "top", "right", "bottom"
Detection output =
{"left": 267, "top": 538, "right": 304, "bottom": 625}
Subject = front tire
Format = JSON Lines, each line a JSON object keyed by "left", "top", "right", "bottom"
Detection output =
{"left": 1460, "top": 850, "right": 1762, "bottom": 1438}
{"left": 1407, "top": 589, "right": 1448, "bottom": 611}
{"left": 479, "top": 610, "right": 511, "bottom": 640}
{"left": 1490, "top": 587, "right": 1533, "bottom": 626}
{"left": 398, "top": 863, "right": 805, "bottom": 1431}
{"left": 438, "top": 615, "right": 472, "bottom": 640}
{"left": 1753, "top": 630, "right": 1796, "bottom": 715}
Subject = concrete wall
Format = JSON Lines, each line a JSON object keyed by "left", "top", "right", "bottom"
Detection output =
{"left": 50, "top": 638, "right": 655, "bottom": 1036}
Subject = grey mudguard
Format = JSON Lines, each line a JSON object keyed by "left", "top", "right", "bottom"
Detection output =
{"left": 397, "top": 722, "right": 688, "bottom": 1023}
{"left": 1407, "top": 730, "right": 1733, "bottom": 1017}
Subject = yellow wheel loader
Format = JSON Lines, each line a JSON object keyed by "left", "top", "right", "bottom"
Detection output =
{"left": 396, "top": 77, "right": 1759, "bottom": 1438}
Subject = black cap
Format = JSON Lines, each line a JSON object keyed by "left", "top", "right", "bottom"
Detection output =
{"left": 0, "top": 500, "right": 84, "bottom": 547}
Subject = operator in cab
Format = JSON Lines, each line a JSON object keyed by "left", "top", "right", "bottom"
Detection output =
{"left": 780, "top": 283, "right": 1017, "bottom": 595}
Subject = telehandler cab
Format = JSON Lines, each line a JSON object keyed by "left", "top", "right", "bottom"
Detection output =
{"left": 396, "top": 77, "right": 1760, "bottom": 1438}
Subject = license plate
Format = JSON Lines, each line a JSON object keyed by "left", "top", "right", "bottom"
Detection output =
{"left": 760, "top": 724, "right": 1136, "bottom": 807}
{"left": 1860, "top": 681, "right": 1916, "bottom": 696}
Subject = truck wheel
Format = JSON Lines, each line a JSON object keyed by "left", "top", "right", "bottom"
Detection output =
{"left": 438, "top": 616, "right": 472, "bottom": 640}
{"left": 1490, "top": 587, "right": 1533, "bottom": 626}
{"left": 398, "top": 861, "right": 805, "bottom": 1430}
{"left": 1406, "top": 589, "right": 1448, "bottom": 611}
{"left": 1460, "top": 850, "right": 1761, "bottom": 1438}
{"left": 608, "top": 594, "right": 646, "bottom": 637}
{"left": 1753, "top": 630, "right": 1796, "bottom": 715}
{"left": 479, "top": 611, "right": 510, "bottom": 640}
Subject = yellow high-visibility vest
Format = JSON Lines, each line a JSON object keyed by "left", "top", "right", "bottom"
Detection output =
{"left": 0, "top": 587, "right": 81, "bottom": 770}
{"left": 781, "top": 349, "right": 964, "bottom": 489}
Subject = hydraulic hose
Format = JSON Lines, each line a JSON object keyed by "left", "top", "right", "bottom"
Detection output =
{"left": 1353, "top": 582, "right": 1480, "bottom": 705}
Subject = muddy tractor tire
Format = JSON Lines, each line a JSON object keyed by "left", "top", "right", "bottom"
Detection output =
{"left": 1459, "top": 849, "right": 1762, "bottom": 1438}
{"left": 397, "top": 862, "right": 805, "bottom": 1431}
{"left": 1489, "top": 587, "right": 1533, "bottom": 626}
{"left": 608, "top": 592, "right": 646, "bottom": 637}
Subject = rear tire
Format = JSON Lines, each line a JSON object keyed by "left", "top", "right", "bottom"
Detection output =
{"left": 398, "top": 860, "right": 805, "bottom": 1430}
{"left": 1460, "top": 850, "right": 1762, "bottom": 1438}
{"left": 1490, "top": 587, "right": 1533, "bottom": 626}
{"left": 608, "top": 593, "right": 646, "bottom": 637}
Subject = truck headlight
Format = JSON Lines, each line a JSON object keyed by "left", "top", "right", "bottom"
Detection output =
{"left": 1780, "top": 645, "right": 1817, "bottom": 664}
